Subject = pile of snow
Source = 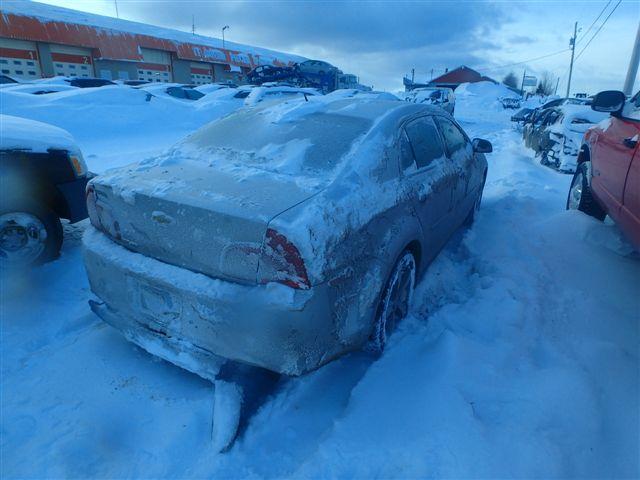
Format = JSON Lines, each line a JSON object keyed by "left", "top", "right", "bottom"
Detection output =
{"left": 0, "top": 85, "right": 240, "bottom": 173}
{"left": 455, "top": 81, "right": 522, "bottom": 122}
{"left": 0, "top": 114, "right": 79, "bottom": 153}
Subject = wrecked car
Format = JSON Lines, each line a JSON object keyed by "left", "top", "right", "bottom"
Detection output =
{"left": 83, "top": 97, "right": 491, "bottom": 379}
{"left": 539, "top": 105, "right": 608, "bottom": 172}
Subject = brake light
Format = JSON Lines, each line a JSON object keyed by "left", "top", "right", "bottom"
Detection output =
{"left": 258, "top": 228, "right": 310, "bottom": 290}
{"left": 85, "top": 183, "right": 121, "bottom": 240}
{"left": 86, "top": 183, "right": 100, "bottom": 229}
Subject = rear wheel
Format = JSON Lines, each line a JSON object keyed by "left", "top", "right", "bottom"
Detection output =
{"left": 369, "top": 251, "right": 416, "bottom": 354}
{"left": 0, "top": 204, "right": 63, "bottom": 267}
{"left": 566, "top": 162, "right": 606, "bottom": 220}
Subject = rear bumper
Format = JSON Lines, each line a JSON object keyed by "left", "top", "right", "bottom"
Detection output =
{"left": 82, "top": 227, "right": 341, "bottom": 377}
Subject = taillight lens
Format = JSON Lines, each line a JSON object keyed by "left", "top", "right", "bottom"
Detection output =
{"left": 85, "top": 183, "right": 121, "bottom": 240}
{"left": 258, "top": 228, "right": 310, "bottom": 290}
{"left": 86, "top": 183, "right": 100, "bottom": 229}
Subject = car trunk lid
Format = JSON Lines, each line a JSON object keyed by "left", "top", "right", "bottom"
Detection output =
{"left": 90, "top": 162, "right": 318, "bottom": 284}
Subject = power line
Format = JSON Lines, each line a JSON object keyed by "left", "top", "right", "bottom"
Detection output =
{"left": 475, "top": 0, "right": 618, "bottom": 76}
{"left": 576, "top": 0, "right": 612, "bottom": 45}
{"left": 575, "top": 0, "right": 622, "bottom": 61}
{"left": 475, "top": 48, "right": 571, "bottom": 73}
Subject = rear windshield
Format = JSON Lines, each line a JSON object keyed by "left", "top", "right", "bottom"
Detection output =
{"left": 185, "top": 107, "right": 373, "bottom": 178}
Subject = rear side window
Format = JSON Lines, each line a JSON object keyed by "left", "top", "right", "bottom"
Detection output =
{"left": 404, "top": 116, "right": 445, "bottom": 169}
{"left": 434, "top": 117, "right": 468, "bottom": 155}
{"left": 167, "top": 86, "right": 187, "bottom": 99}
{"left": 185, "top": 89, "right": 205, "bottom": 100}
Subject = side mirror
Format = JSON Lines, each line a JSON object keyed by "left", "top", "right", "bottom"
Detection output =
{"left": 472, "top": 138, "right": 492, "bottom": 153}
{"left": 591, "top": 90, "right": 625, "bottom": 115}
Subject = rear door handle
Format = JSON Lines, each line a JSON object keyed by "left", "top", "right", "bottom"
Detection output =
{"left": 623, "top": 137, "right": 638, "bottom": 149}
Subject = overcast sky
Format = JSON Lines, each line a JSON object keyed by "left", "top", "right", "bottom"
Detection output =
{"left": 36, "top": 0, "right": 640, "bottom": 94}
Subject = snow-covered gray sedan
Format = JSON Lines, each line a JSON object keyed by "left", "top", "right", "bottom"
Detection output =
{"left": 83, "top": 97, "right": 491, "bottom": 378}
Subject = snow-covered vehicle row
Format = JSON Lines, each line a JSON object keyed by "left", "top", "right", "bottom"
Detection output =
{"left": 83, "top": 96, "right": 492, "bottom": 381}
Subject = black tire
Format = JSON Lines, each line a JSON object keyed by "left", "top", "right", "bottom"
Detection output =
{"left": 368, "top": 250, "right": 416, "bottom": 354}
{"left": 0, "top": 202, "right": 63, "bottom": 266}
{"left": 566, "top": 162, "right": 606, "bottom": 221}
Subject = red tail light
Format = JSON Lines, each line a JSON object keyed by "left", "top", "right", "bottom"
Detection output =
{"left": 86, "top": 183, "right": 100, "bottom": 229}
{"left": 258, "top": 228, "right": 310, "bottom": 290}
{"left": 85, "top": 183, "right": 121, "bottom": 240}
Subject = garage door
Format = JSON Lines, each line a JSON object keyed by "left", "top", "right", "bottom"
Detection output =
{"left": 190, "top": 62, "right": 213, "bottom": 85}
{"left": 0, "top": 38, "right": 42, "bottom": 80}
{"left": 50, "top": 44, "right": 93, "bottom": 78}
{"left": 138, "top": 48, "right": 172, "bottom": 83}
{"left": 137, "top": 63, "right": 171, "bottom": 83}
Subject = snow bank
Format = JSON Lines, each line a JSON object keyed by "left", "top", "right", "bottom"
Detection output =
{"left": 0, "top": 85, "right": 237, "bottom": 172}
{"left": 455, "top": 81, "right": 521, "bottom": 123}
{"left": 0, "top": 114, "right": 79, "bottom": 153}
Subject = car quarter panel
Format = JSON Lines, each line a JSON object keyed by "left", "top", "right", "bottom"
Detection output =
{"left": 265, "top": 134, "right": 425, "bottom": 347}
{"left": 591, "top": 118, "right": 637, "bottom": 214}
{"left": 620, "top": 144, "right": 640, "bottom": 249}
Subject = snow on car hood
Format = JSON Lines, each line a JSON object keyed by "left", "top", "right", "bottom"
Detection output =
{"left": 0, "top": 114, "right": 79, "bottom": 153}
{"left": 548, "top": 105, "right": 609, "bottom": 135}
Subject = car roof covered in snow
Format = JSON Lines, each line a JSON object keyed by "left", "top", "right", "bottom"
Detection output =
{"left": 0, "top": 114, "right": 79, "bottom": 153}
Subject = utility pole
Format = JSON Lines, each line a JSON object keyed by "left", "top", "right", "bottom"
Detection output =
{"left": 520, "top": 69, "right": 526, "bottom": 96}
{"left": 623, "top": 21, "right": 640, "bottom": 95}
{"left": 430, "top": 68, "right": 433, "bottom": 80}
{"left": 192, "top": 15, "right": 195, "bottom": 35}
{"left": 114, "top": 0, "right": 119, "bottom": 18}
{"left": 554, "top": 77, "right": 560, "bottom": 95}
{"left": 565, "top": 21, "right": 578, "bottom": 98}
{"left": 411, "top": 68, "right": 415, "bottom": 85}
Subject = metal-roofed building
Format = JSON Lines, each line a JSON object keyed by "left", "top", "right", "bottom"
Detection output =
{"left": 0, "top": 0, "right": 307, "bottom": 84}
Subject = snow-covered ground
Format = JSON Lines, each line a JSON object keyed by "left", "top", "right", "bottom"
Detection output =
{"left": 2, "top": 83, "right": 639, "bottom": 478}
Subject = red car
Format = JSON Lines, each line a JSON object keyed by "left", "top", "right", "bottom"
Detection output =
{"left": 567, "top": 90, "right": 640, "bottom": 250}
